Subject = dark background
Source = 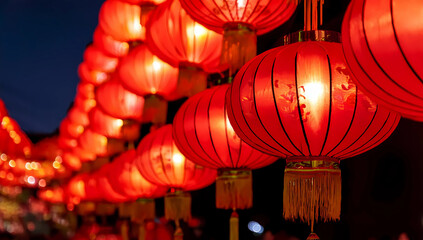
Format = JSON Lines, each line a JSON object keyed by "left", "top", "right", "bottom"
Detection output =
{"left": 1, "top": 0, "right": 423, "bottom": 239}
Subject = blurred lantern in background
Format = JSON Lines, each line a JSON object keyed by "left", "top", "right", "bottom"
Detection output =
{"left": 83, "top": 45, "right": 119, "bottom": 73}
{"left": 173, "top": 84, "right": 279, "bottom": 240}
{"left": 78, "top": 62, "right": 110, "bottom": 86}
{"left": 179, "top": 0, "right": 298, "bottom": 75}
{"left": 135, "top": 125, "right": 216, "bottom": 240}
{"left": 79, "top": 129, "right": 126, "bottom": 158}
{"left": 342, "top": 0, "right": 423, "bottom": 121}
{"left": 93, "top": 27, "right": 130, "bottom": 58}
{"left": 146, "top": 0, "right": 223, "bottom": 97}
{"left": 227, "top": 29, "right": 400, "bottom": 238}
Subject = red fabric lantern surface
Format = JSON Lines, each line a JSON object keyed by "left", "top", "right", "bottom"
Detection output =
{"left": 135, "top": 124, "right": 216, "bottom": 191}
{"left": 179, "top": 0, "right": 297, "bottom": 35}
{"left": 72, "top": 146, "right": 97, "bottom": 162}
{"left": 95, "top": 163, "right": 129, "bottom": 203}
{"left": 76, "top": 82, "right": 96, "bottom": 100}
{"left": 62, "top": 152, "right": 82, "bottom": 171}
{"left": 108, "top": 150, "right": 168, "bottom": 200}
{"left": 67, "top": 174, "right": 88, "bottom": 201}
{"left": 57, "top": 135, "right": 78, "bottom": 150}
{"left": 68, "top": 107, "right": 90, "bottom": 127}
{"left": 119, "top": 44, "right": 179, "bottom": 99}
{"left": 31, "top": 136, "right": 62, "bottom": 160}
{"left": 120, "top": 0, "right": 166, "bottom": 4}
{"left": 146, "top": 0, "right": 222, "bottom": 72}
{"left": 227, "top": 32, "right": 401, "bottom": 227}
{"left": 78, "top": 62, "right": 110, "bottom": 86}
{"left": 98, "top": 0, "right": 143, "bottom": 42}
{"left": 78, "top": 129, "right": 126, "bottom": 157}
{"left": 93, "top": 27, "right": 130, "bottom": 58}
{"left": 74, "top": 92, "right": 97, "bottom": 114}
{"left": 59, "top": 117, "right": 85, "bottom": 139}
{"left": 342, "top": 0, "right": 423, "bottom": 121}
{"left": 83, "top": 45, "right": 119, "bottom": 73}
{"left": 96, "top": 78, "right": 145, "bottom": 122}
{"left": 173, "top": 84, "right": 278, "bottom": 170}
{"left": 38, "top": 187, "right": 66, "bottom": 204}
{"left": 89, "top": 107, "right": 141, "bottom": 141}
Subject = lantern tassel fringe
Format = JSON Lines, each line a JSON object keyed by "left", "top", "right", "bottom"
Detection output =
{"left": 120, "top": 220, "right": 129, "bottom": 240}
{"left": 165, "top": 191, "right": 191, "bottom": 222}
{"left": 176, "top": 67, "right": 208, "bottom": 97}
{"left": 216, "top": 169, "right": 252, "bottom": 210}
{"left": 283, "top": 170, "right": 341, "bottom": 228}
{"left": 131, "top": 199, "right": 156, "bottom": 224}
{"left": 306, "top": 232, "right": 320, "bottom": 240}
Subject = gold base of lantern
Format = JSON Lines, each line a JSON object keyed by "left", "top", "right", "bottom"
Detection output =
{"left": 131, "top": 199, "right": 156, "bottom": 224}
{"left": 142, "top": 95, "right": 168, "bottom": 126}
{"left": 216, "top": 169, "right": 252, "bottom": 210}
{"left": 283, "top": 157, "right": 341, "bottom": 230}
{"left": 221, "top": 24, "right": 257, "bottom": 77}
{"left": 119, "top": 202, "right": 135, "bottom": 218}
{"left": 76, "top": 202, "right": 96, "bottom": 216}
{"left": 164, "top": 191, "right": 191, "bottom": 222}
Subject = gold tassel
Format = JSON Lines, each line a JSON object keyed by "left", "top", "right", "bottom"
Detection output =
{"left": 119, "top": 202, "right": 134, "bottom": 218}
{"left": 76, "top": 202, "right": 96, "bottom": 216}
{"left": 131, "top": 199, "right": 156, "bottom": 224}
{"left": 229, "top": 210, "right": 239, "bottom": 240}
{"left": 142, "top": 95, "right": 168, "bottom": 126}
{"left": 95, "top": 202, "right": 116, "bottom": 216}
{"left": 221, "top": 24, "right": 257, "bottom": 77}
{"left": 176, "top": 66, "right": 208, "bottom": 97}
{"left": 173, "top": 220, "right": 183, "bottom": 240}
{"left": 216, "top": 169, "right": 252, "bottom": 210}
{"left": 164, "top": 191, "right": 191, "bottom": 222}
{"left": 121, "top": 220, "right": 129, "bottom": 240}
{"left": 138, "top": 223, "right": 146, "bottom": 240}
{"left": 306, "top": 232, "right": 320, "bottom": 240}
{"left": 283, "top": 158, "right": 341, "bottom": 228}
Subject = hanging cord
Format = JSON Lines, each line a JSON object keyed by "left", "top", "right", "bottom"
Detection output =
{"left": 304, "top": 0, "right": 324, "bottom": 31}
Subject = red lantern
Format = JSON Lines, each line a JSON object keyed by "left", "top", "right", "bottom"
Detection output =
{"left": 227, "top": 31, "right": 400, "bottom": 229}
{"left": 83, "top": 45, "right": 119, "bottom": 73}
{"left": 119, "top": 44, "right": 179, "bottom": 99}
{"left": 67, "top": 174, "right": 88, "bottom": 201}
{"left": 68, "top": 107, "right": 90, "bottom": 127}
{"left": 78, "top": 62, "right": 110, "bottom": 86}
{"left": 93, "top": 27, "right": 130, "bottom": 58}
{"left": 62, "top": 152, "right": 82, "bottom": 171}
{"left": 135, "top": 124, "right": 216, "bottom": 230}
{"left": 108, "top": 150, "right": 168, "bottom": 200}
{"left": 95, "top": 163, "right": 129, "bottom": 203}
{"left": 74, "top": 92, "right": 96, "bottom": 113}
{"left": 60, "top": 117, "right": 84, "bottom": 139}
{"left": 146, "top": 0, "right": 223, "bottom": 97}
{"left": 78, "top": 129, "right": 126, "bottom": 157}
{"left": 77, "top": 82, "right": 96, "bottom": 100}
{"left": 57, "top": 135, "right": 78, "bottom": 150}
{"left": 89, "top": 107, "right": 141, "bottom": 141}
{"left": 98, "top": 0, "right": 143, "bottom": 42}
{"left": 342, "top": 0, "right": 423, "bottom": 121}
{"left": 180, "top": 0, "right": 297, "bottom": 74}
{"left": 38, "top": 187, "right": 66, "bottom": 203}
{"left": 96, "top": 78, "right": 145, "bottom": 122}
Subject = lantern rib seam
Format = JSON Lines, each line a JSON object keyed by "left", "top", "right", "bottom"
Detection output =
{"left": 158, "top": 130, "right": 172, "bottom": 187}
{"left": 319, "top": 54, "right": 333, "bottom": 156}
{"left": 223, "top": 95, "right": 236, "bottom": 168}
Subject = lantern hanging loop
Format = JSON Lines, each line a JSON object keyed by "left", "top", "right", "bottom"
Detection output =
{"left": 303, "top": 0, "right": 324, "bottom": 31}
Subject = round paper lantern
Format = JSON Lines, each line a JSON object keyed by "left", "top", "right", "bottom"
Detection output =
{"left": 119, "top": 44, "right": 179, "bottom": 99}
{"left": 227, "top": 31, "right": 400, "bottom": 230}
{"left": 98, "top": 0, "right": 143, "bottom": 42}
{"left": 135, "top": 124, "right": 216, "bottom": 230}
{"left": 78, "top": 62, "right": 110, "bottom": 86}
{"left": 89, "top": 107, "right": 141, "bottom": 141}
{"left": 93, "top": 27, "right": 130, "bottom": 58}
{"left": 77, "top": 82, "right": 96, "bottom": 99}
{"left": 96, "top": 78, "right": 145, "bottom": 122}
{"left": 68, "top": 174, "right": 88, "bottom": 201}
{"left": 38, "top": 187, "right": 66, "bottom": 204}
{"left": 342, "top": 0, "right": 423, "bottom": 121}
{"left": 146, "top": 0, "right": 223, "bottom": 97}
{"left": 108, "top": 150, "right": 168, "bottom": 200}
{"left": 95, "top": 163, "right": 129, "bottom": 203}
{"left": 83, "top": 45, "right": 119, "bottom": 73}
{"left": 68, "top": 107, "right": 90, "bottom": 127}
{"left": 74, "top": 92, "right": 96, "bottom": 113}
{"left": 79, "top": 129, "right": 126, "bottom": 157}
{"left": 180, "top": 0, "right": 297, "bottom": 74}
{"left": 58, "top": 135, "right": 78, "bottom": 150}
{"left": 62, "top": 152, "right": 82, "bottom": 171}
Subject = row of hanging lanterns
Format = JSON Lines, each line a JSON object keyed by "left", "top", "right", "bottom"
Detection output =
{"left": 32, "top": 0, "right": 423, "bottom": 239}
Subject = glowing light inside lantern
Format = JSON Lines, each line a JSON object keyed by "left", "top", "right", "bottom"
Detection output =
{"left": 301, "top": 82, "right": 324, "bottom": 103}
{"left": 237, "top": 0, "right": 247, "bottom": 8}
{"left": 172, "top": 152, "right": 184, "bottom": 165}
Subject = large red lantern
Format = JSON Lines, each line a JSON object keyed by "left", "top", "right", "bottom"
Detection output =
{"left": 93, "top": 27, "right": 130, "bottom": 58}
{"left": 135, "top": 124, "right": 216, "bottom": 238}
{"left": 98, "top": 0, "right": 143, "bottom": 42}
{"left": 89, "top": 107, "right": 141, "bottom": 141}
{"left": 119, "top": 44, "right": 179, "bottom": 99}
{"left": 173, "top": 84, "right": 278, "bottom": 240}
{"left": 227, "top": 31, "right": 400, "bottom": 233}
{"left": 96, "top": 78, "right": 145, "bottom": 122}
{"left": 180, "top": 0, "right": 297, "bottom": 74}
{"left": 83, "top": 45, "right": 119, "bottom": 73}
{"left": 342, "top": 0, "right": 423, "bottom": 121}
{"left": 146, "top": 0, "right": 223, "bottom": 96}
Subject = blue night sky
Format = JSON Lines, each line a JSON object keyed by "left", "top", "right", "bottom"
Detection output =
{"left": 0, "top": 0, "right": 103, "bottom": 134}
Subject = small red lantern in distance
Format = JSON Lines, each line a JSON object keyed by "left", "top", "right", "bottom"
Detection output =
{"left": 96, "top": 78, "right": 145, "bottom": 122}
{"left": 95, "top": 163, "right": 129, "bottom": 203}
{"left": 98, "top": 0, "right": 143, "bottom": 42}
{"left": 119, "top": 44, "right": 179, "bottom": 99}
{"left": 93, "top": 27, "right": 130, "bottom": 58}
{"left": 179, "top": 0, "right": 298, "bottom": 74}
{"left": 342, "top": 0, "right": 423, "bottom": 121}
{"left": 227, "top": 30, "right": 400, "bottom": 229}
{"left": 83, "top": 45, "right": 119, "bottom": 73}
{"left": 78, "top": 62, "right": 110, "bottom": 86}
{"left": 78, "top": 129, "right": 126, "bottom": 157}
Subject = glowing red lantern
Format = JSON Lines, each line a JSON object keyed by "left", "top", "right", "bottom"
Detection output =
{"left": 108, "top": 150, "right": 168, "bottom": 200}
{"left": 96, "top": 78, "right": 145, "bottom": 122}
{"left": 89, "top": 107, "right": 141, "bottom": 141}
{"left": 93, "top": 27, "right": 130, "bottom": 58}
{"left": 57, "top": 135, "right": 78, "bottom": 150}
{"left": 180, "top": 0, "right": 297, "bottom": 74}
{"left": 342, "top": 0, "right": 423, "bottom": 121}
{"left": 79, "top": 129, "right": 126, "bottom": 157}
{"left": 62, "top": 152, "right": 82, "bottom": 171}
{"left": 68, "top": 107, "right": 90, "bottom": 127}
{"left": 227, "top": 31, "right": 400, "bottom": 231}
{"left": 78, "top": 62, "right": 110, "bottom": 86}
{"left": 98, "top": 0, "right": 143, "bottom": 42}
{"left": 74, "top": 92, "right": 96, "bottom": 113}
{"left": 119, "top": 44, "right": 179, "bottom": 99}
{"left": 67, "top": 174, "right": 88, "bottom": 201}
{"left": 146, "top": 0, "right": 223, "bottom": 96}
{"left": 60, "top": 118, "right": 84, "bottom": 139}
{"left": 38, "top": 187, "right": 66, "bottom": 204}
{"left": 95, "top": 163, "right": 129, "bottom": 203}
{"left": 135, "top": 124, "right": 216, "bottom": 234}
{"left": 83, "top": 45, "right": 119, "bottom": 73}
{"left": 77, "top": 82, "right": 96, "bottom": 100}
